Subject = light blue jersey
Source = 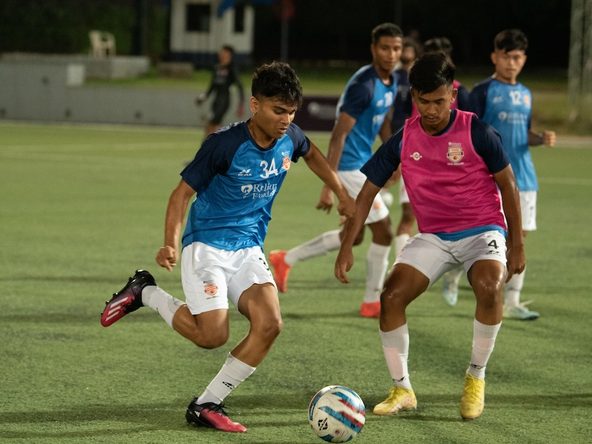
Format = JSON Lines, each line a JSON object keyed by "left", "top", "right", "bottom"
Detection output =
{"left": 471, "top": 77, "right": 537, "bottom": 191}
{"left": 181, "top": 121, "right": 310, "bottom": 251}
{"left": 337, "top": 65, "right": 396, "bottom": 171}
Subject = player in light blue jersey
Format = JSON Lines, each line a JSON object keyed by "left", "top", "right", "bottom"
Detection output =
{"left": 269, "top": 23, "right": 403, "bottom": 319}
{"left": 100, "top": 62, "right": 355, "bottom": 433}
{"left": 467, "top": 29, "right": 556, "bottom": 320}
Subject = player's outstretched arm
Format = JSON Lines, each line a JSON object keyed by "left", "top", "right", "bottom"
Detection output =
{"left": 528, "top": 129, "right": 556, "bottom": 147}
{"left": 303, "top": 143, "right": 355, "bottom": 218}
{"left": 493, "top": 165, "right": 526, "bottom": 281}
{"left": 156, "top": 180, "right": 195, "bottom": 271}
{"left": 334, "top": 180, "right": 380, "bottom": 283}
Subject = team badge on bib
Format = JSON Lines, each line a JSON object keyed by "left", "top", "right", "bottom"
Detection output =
{"left": 447, "top": 143, "right": 464, "bottom": 164}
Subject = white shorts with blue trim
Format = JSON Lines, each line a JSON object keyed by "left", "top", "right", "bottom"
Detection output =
{"left": 395, "top": 230, "right": 507, "bottom": 286}
{"left": 338, "top": 169, "right": 389, "bottom": 224}
{"left": 181, "top": 242, "right": 275, "bottom": 315}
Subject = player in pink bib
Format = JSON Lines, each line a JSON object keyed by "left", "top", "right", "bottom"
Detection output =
{"left": 335, "top": 53, "right": 525, "bottom": 420}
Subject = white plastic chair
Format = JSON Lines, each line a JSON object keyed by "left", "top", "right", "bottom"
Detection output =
{"left": 89, "top": 30, "right": 116, "bottom": 57}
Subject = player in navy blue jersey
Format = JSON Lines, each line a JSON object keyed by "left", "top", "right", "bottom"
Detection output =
{"left": 450, "top": 29, "right": 555, "bottom": 319}
{"left": 100, "top": 62, "right": 355, "bottom": 433}
{"left": 269, "top": 23, "right": 403, "bottom": 319}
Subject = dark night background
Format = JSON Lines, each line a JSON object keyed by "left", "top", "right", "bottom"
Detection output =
{"left": 0, "top": 0, "right": 571, "bottom": 68}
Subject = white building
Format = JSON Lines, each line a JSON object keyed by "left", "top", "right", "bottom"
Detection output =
{"left": 169, "top": 0, "right": 255, "bottom": 66}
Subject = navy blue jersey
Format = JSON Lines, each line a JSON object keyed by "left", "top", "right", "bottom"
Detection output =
{"left": 470, "top": 77, "right": 536, "bottom": 191}
{"left": 181, "top": 121, "right": 310, "bottom": 251}
{"left": 391, "top": 68, "right": 412, "bottom": 132}
{"left": 336, "top": 65, "right": 397, "bottom": 171}
{"left": 362, "top": 110, "right": 509, "bottom": 188}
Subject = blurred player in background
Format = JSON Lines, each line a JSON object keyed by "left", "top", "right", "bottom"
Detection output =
{"left": 335, "top": 53, "right": 525, "bottom": 420}
{"left": 269, "top": 23, "right": 403, "bottom": 319}
{"left": 464, "top": 29, "right": 556, "bottom": 320}
{"left": 101, "top": 62, "right": 355, "bottom": 433}
{"left": 195, "top": 45, "right": 245, "bottom": 137}
{"left": 390, "top": 37, "right": 421, "bottom": 261}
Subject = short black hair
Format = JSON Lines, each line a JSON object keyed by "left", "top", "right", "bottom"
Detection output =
{"left": 221, "top": 44, "right": 235, "bottom": 55}
{"left": 251, "top": 61, "right": 303, "bottom": 107}
{"left": 403, "top": 37, "right": 423, "bottom": 57}
{"left": 409, "top": 52, "right": 455, "bottom": 94}
{"left": 494, "top": 29, "right": 528, "bottom": 52}
{"left": 423, "top": 37, "right": 453, "bottom": 56}
{"left": 371, "top": 22, "right": 403, "bottom": 44}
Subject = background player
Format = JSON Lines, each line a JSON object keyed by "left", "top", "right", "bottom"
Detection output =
{"left": 390, "top": 37, "right": 421, "bottom": 260}
{"left": 269, "top": 23, "right": 403, "bottom": 319}
{"left": 335, "top": 53, "right": 525, "bottom": 420}
{"left": 101, "top": 62, "right": 355, "bottom": 433}
{"left": 195, "top": 45, "right": 245, "bottom": 137}
{"left": 456, "top": 29, "right": 555, "bottom": 319}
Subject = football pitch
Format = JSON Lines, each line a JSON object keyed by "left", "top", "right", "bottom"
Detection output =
{"left": 1, "top": 121, "right": 591, "bottom": 443}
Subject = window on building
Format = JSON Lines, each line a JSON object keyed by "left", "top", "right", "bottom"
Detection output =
{"left": 234, "top": 4, "right": 245, "bottom": 33}
{"left": 186, "top": 3, "right": 211, "bottom": 32}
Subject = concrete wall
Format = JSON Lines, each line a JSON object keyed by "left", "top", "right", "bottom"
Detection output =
{"left": 1, "top": 53, "right": 150, "bottom": 80}
{"left": 0, "top": 60, "right": 241, "bottom": 127}
{"left": 0, "top": 60, "right": 337, "bottom": 130}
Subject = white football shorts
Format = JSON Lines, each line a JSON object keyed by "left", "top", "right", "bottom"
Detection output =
{"left": 520, "top": 191, "right": 537, "bottom": 231}
{"left": 338, "top": 169, "right": 389, "bottom": 224}
{"left": 399, "top": 176, "right": 410, "bottom": 205}
{"left": 395, "top": 230, "right": 507, "bottom": 285}
{"left": 181, "top": 242, "right": 276, "bottom": 315}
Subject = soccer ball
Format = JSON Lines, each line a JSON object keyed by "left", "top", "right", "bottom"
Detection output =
{"left": 308, "top": 385, "right": 366, "bottom": 442}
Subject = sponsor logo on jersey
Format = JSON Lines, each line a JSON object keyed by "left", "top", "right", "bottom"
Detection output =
{"left": 446, "top": 143, "right": 464, "bottom": 164}
{"left": 498, "top": 111, "right": 528, "bottom": 125}
{"left": 203, "top": 281, "right": 218, "bottom": 297}
{"left": 241, "top": 184, "right": 254, "bottom": 195}
{"left": 410, "top": 151, "right": 422, "bottom": 161}
{"left": 241, "top": 182, "right": 278, "bottom": 199}
{"left": 238, "top": 168, "right": 252, "bottom": 177}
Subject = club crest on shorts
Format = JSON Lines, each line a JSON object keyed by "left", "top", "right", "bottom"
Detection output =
{"left": 203, "top": 281, "right": 218, "bottom": 297}
{"left": 447, "top": 142, "right": 464, "bottom": 164}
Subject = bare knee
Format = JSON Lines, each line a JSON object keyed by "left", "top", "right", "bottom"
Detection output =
{"left": 381, "top": 286, "right": 409, "bottom": 310}
{"left": 472, "top": 279, "right": 504, "bottom": 309}
{"left": 253, "top": 317, "right": 283, "bottom": 344}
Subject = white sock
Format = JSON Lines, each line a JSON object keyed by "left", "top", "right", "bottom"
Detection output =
{"left": 364, "top": 243, "right": 391, "bottom": 303}
{"left": 394, "top": 234, "right": 410, "bottom": 258}
{"left": 380, "top": 325, "right": 412, "bottom": 390}
{"left": 141, "top": 286, "right": 184, "bottom": 328}
{"left": 442, "top": 267, "right": 463, "bottom": 289}
{"left": 197, "top": 354, "right": 256, "bottom": 405}
{"left": 504, "top": 269, "right": 526, "bottom": 307}
{"left": 467, "top": 319, "right": 501, "bottom": 379}
{"left": 284, "top": 229, "right": 341, "bottom": 265}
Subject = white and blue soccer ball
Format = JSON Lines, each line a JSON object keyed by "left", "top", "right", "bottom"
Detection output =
{"left": 308, "top": 385, "right": 366, "bottom": 442}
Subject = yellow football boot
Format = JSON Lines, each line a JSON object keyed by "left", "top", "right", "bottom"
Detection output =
{"left": 373, "top": 386, "right": 417, "bottom": 416}
{"left": 460, "top": 373, "right": 485, "bottom": 420}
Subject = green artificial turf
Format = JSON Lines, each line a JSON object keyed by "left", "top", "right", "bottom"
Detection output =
{"left": 0, "top": 122, "right": 590, "bottom": 443}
